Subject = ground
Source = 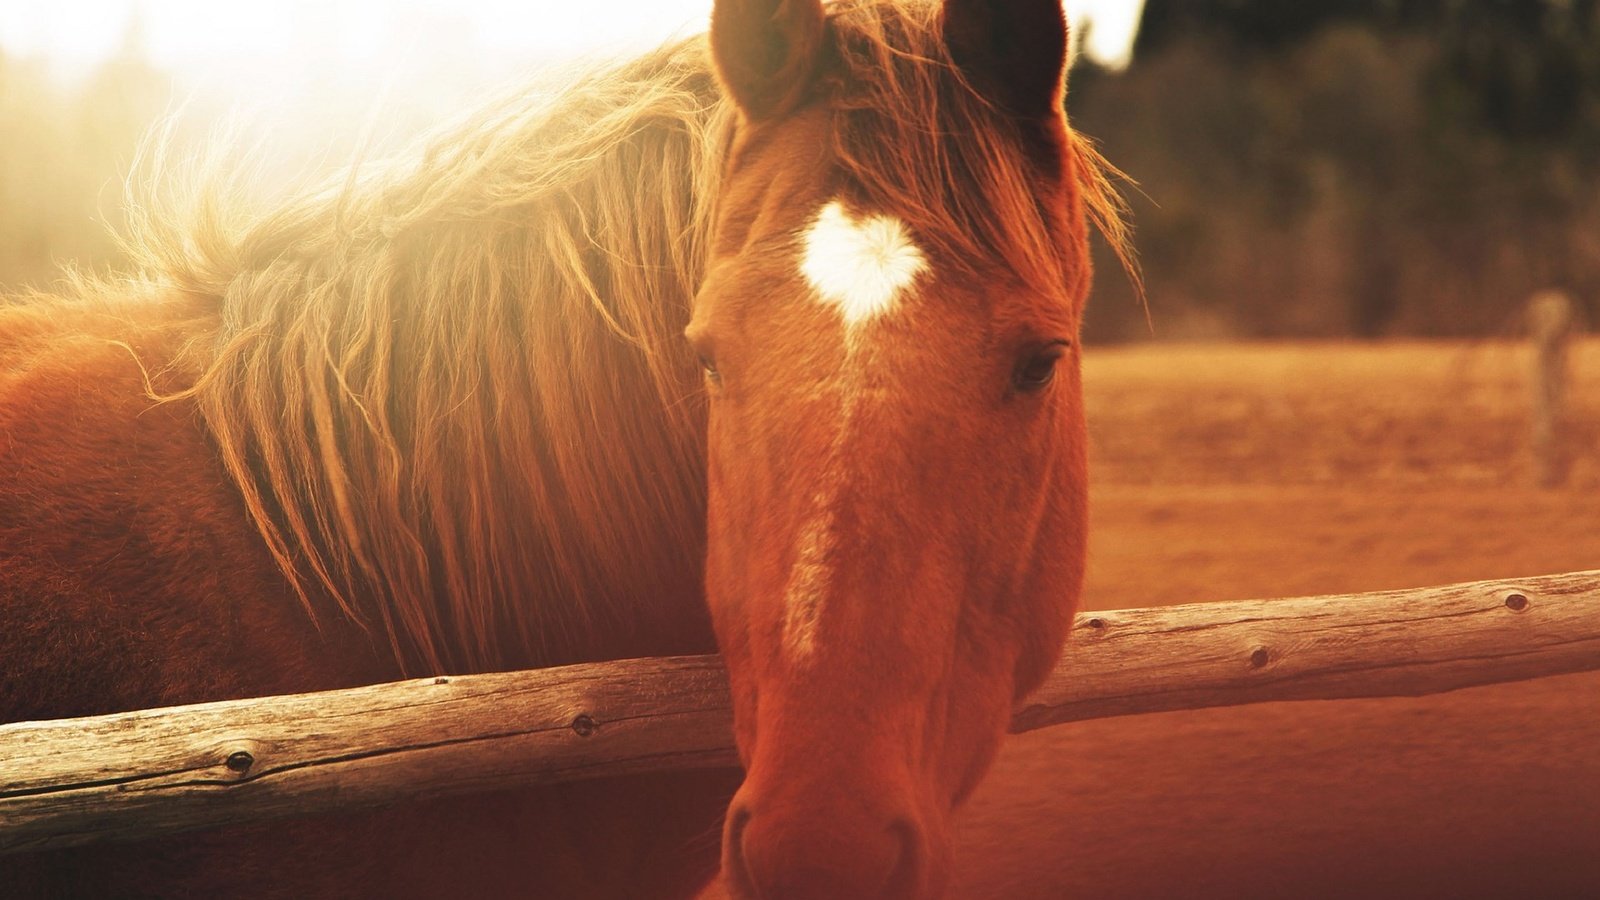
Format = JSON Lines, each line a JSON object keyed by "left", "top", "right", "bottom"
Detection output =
{"left": 951, "top": 338, "right": 1600, "bottom": 898}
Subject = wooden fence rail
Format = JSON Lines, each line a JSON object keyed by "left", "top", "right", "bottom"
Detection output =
{"left": 3, "top": 570, "right": 1598, "bottom": 855}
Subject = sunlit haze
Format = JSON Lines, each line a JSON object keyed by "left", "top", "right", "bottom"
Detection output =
{"left": 1, "top": 1, "right": 1146, "bottom": 92}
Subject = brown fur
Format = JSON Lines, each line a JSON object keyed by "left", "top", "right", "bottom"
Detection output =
{"left": 695, "top": 2, "right": 1125, "bottom": 898}
{"left": 0, "top": 3, "right": 1129, "bottom": 897}
{"left": 1, "top": 38, "right": 739, "bottom": 900}
{"left": 127, "top": 39, "right": 734, "bottom": 675}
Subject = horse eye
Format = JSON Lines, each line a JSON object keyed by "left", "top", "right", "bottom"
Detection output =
{"left": 1013, "top": 344, "right": 1067, "bottom": 392}
{"left": 698, "top": 353, "right": 721, "bottom": 385}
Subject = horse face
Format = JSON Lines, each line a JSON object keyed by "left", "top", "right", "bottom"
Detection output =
{"left": 696, "top": 1, "right": 1090, "bottom": 897}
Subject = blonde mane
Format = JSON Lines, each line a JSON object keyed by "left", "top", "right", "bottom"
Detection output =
{"left": 95, "top": 4, "right": 1131, "bottom": 675}
{"left": 824, "top": 0, "right": 1137, "bottom": 301}
{"left": 122, "top": 39, "right": 731, "bottom": 673}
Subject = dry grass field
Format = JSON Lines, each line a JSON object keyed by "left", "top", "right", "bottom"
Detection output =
{"left": 952, "top": 338, "right": 1600, "bottom": 898}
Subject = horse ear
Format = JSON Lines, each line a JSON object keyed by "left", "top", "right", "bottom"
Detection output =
{"left": 710, "top": 0, "right": 827, "bottom": 120}
{"left": 942, "top": 0, "right": 1071, "bottom": 121}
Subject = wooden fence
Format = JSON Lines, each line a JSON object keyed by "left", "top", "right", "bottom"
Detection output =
{"left": 3, "top": 569, "right": 1598, "bottom": 856}
{"left": 1528, "top": 290, "right": 1577, "bottom": 487}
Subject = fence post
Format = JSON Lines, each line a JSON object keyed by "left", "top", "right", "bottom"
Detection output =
{"left": 1528, "top": 291, "right": 1574, "bottom": 488}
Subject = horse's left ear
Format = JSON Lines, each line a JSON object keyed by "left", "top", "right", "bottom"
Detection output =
{"left": 711, "top": 0, "right": 828, "bottom": 121}
{"left": 942, "top": 0, "right": 1070, "bottom": 122}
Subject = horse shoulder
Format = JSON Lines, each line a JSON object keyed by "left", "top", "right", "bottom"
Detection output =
{"left": 0, "top": 295, "right": 737, "bottom": 899}
{"left": 0, "top": 294, "right": 380, "bottom": 725}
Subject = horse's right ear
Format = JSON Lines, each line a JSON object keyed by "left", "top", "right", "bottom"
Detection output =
{"left": 710, "top": 0, "right": 827, "bottom": 121}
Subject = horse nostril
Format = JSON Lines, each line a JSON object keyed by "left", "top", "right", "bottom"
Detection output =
{"left": 727, "top": 800, "right": 928, "bottom": 900}
{"left": 886, "top": 817, "right": 924, "bottom": 896}
{"left": 723, "top": 803, "right": 760, "bottom": 900}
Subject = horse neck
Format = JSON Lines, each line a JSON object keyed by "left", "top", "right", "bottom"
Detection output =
{"left": 184, "top": 45, "right": 731, "bottom": 676}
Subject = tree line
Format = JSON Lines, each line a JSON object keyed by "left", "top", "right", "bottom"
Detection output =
{"left": 1074, "top": 0, "right": 1600, "bottom": 339}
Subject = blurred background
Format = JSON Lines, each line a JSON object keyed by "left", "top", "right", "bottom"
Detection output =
{"left": 2, "top": 1, "right": 1597, "bottom": 342}
{"left": 1072, "top": 0, "right": 1600, "bottom": 342}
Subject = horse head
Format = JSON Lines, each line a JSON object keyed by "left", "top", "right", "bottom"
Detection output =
{"left": 692, "top": 1, "right": 1099, "bottom": 896}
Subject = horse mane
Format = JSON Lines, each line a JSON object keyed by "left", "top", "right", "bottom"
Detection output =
{"left": 121, "top": 38, "right": 732, "bottom": 673}
{"left": 823, "top": 0, "right": 1137, "bottom": 300}
{"left": 98, "top": 2, "right": 1132, "bottom": 675}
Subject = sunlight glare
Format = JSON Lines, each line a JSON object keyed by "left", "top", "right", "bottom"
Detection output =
{"left": 1, "top": 1, "right": 1144, "bottom": 89}
{"left": 0, "top": 0, "right": 1145, "bottom": 174}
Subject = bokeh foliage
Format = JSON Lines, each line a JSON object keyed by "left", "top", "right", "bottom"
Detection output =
{"left": 0, "top": 43, "right": 166, "bottom": 292}
{"left": 1075, "top": 0, "right": 1600, "bottom": 340}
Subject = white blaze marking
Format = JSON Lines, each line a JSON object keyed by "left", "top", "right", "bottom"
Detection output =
{"left": 780, "top": 483, "right": 841, "bottom": 659}
{"left": 782, "top": 200, "right": 927, "bottom": 660}
{"left": 800, "top": 200, "right": 927, "bottom": 332}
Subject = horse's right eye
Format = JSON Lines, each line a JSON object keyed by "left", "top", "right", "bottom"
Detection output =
{"left": 698, "top": 352, "right": 721, "bottom": 385}
{"left": 685, "top": 326, "right": 721, "bottom": 386}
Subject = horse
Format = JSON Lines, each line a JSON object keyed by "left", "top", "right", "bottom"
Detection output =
{"left": 0, "top": 1, "right": 1129, "bottom": 897}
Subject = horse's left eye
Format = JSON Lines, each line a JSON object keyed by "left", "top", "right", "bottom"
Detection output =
{"left": 1013, "top": 343, "right": 1067, "bottom": 393}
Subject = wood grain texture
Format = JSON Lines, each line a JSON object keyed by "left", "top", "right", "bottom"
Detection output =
{"left": 1011, "top": 569, "right": 1600, "bottom": 730}
{"left": 3, "top": 570, "right": 1597, "bottom": 854}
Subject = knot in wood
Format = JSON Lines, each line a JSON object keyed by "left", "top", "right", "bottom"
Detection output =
{"left": 1085, "top": 617, "right": 1106, "bottom": 630}
{"left": 224, "top": 751, "right": 255, "bottom": 774}
{"left": 570, "top": 714, "right": 598, "bottom": 737}
{"left": 1504, "top": 592, "right": 1530, "bottom": 612}
{"left": 1249, "top": 647, "right": 1271, "bottom": 668}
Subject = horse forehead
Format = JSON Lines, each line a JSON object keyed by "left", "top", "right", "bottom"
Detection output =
{"left": 798, "top": 199, "right": 929, "bottom": 332}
